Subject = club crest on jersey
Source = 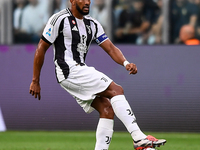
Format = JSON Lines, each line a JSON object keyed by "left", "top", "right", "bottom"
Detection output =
{"left": 86, "top": 25, "right": 91, "bottom": 34}
{"left": 46, "top": 28, "right": 52, "bottom": 36}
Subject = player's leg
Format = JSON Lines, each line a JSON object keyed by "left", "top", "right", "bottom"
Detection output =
{"left": 111, "top": 94, "right": 166, "bottom": 149}
{"left": 97, "top": 82, "right": 146, "bottom": 141}
{"left": 97, "top": 81, "right": 166, "bottom": 149}
{"left": 91, "top": 96, "right": 114, "bottom": 150}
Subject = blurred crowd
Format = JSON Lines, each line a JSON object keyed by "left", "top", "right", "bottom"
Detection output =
{"left": 13, "top": 0, "right": 50, "bottom": 43}
{"left": 113, "top": 0, "right": 162, "bottom": 44}
{"left": 11, "top": 0, "right": 200, "bottom": 45}
{"left": 170, "top": 0, "right": 200, "bottom": 45}
{"left": 113, "top": 0, "right": 200, "bottom": 45}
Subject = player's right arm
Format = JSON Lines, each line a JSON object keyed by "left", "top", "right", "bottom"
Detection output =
{"left": 29, "top": 11, "right": 61, "bottom": 100}
{"left": 29, "top": 39, "right": 51, "bottom": 100}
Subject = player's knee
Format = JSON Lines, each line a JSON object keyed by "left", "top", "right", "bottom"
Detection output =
{"left": 117, "top": 85, "right": 124, "bottom": 94}
{"left": 101, "top": 104, "right": 114, "bottom": 119}
{"left": 92, "top": 97, "right": 115, "bottom": 119}
{"left": 112, "top": 84, "right": 124, "bottom": 96}
{"left": 99, "top": 100, "right": 114, "bottom": 119}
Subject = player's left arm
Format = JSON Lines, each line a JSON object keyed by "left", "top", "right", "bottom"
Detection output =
{"left": 99, "top": 39, "right": 137, "bottom": 75}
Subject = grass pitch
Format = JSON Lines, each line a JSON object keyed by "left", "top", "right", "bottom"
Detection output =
{"left": 0, "top": 131, "right": 199, "bottom": 150}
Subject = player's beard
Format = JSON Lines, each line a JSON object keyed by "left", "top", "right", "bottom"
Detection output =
{"left": 76, "top": 3, "right": 90, "bottom": 15}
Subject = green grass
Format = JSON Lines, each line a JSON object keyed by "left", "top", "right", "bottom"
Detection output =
{"left": 0, "top": 131, "right": 200, "bottom": 150}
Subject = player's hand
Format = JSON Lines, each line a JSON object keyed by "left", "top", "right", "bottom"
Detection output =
{"left": 29, "top": 81, "right": 41, "bottom": 100}
{"left": 125, "top": 63, "right": 137, "bottom": 75}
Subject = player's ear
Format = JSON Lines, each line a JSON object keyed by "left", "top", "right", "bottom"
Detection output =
{"left": 70, "top": 0, "right": 75, "bottom": 5}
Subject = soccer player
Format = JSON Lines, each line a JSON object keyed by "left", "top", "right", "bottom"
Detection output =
{"left": 29, "top": 0, "right": 166, "bottom": 149}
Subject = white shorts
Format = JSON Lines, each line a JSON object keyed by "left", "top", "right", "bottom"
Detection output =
{"left": 60, "top": 65, "right": 113, "bottom": 113}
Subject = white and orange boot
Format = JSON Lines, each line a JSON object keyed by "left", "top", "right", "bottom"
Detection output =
{"left": 134, "top": 135, "right": 166, "bottom": 150}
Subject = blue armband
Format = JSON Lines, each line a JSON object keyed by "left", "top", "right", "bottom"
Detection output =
{"left": 95, "top": 33, "right": 108, "bottom": 45}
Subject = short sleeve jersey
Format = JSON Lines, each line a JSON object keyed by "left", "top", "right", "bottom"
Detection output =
{"left": 41, "top": 8, "right": 108, "bottom": 82}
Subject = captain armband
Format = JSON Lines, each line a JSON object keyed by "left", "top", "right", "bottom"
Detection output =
{"left": 95, "top": 33, "right": 108, "bottom": 45}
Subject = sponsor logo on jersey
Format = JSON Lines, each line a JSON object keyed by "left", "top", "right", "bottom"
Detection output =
{"left": 77, "top": 43, "right": 87, "bottom": 53}
{"left": 77, "top": 35, "right": 87, "bottom": 53}
{"left": 72, "top": 20, "right": 76, "bottom": 25}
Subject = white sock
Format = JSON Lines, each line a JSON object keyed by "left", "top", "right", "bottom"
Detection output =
{"left": 95, "top": 118, "right": 114, "bottom": 150}
{"left": 111, "top": 95, "right": 146, "bottom": 141}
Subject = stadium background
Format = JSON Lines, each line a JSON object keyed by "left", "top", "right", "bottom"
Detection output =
{"left": 0, "top": 0, "right": 200, "bottom": 133}
{"left": 0, "top": 45, "right": 200, "bottom": 132}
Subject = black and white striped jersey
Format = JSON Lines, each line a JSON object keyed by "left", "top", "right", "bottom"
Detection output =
{"left": 41, "top": 8, "right": 108, "bottom": 82}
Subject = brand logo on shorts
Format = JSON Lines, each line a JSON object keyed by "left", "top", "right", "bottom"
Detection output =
{"left": 101, "top": 77, "right": 108, "bottom": 82}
